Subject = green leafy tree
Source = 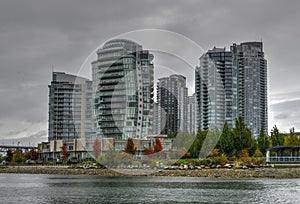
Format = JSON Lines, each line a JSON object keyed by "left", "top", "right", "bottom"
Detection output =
{"left": 270, "top": 125, "right": 285, "bottom": 146}
{"left": 253, "top": 148, "right": 263, "bottom": 158}
{"left": 257, "top": 129, "right": 270, "bottom": 154}
{"left": 99, "top": 147, "right": 121, "bottom": 167}
{"left": 284, "top": 127, "right": 300, "bottom": 146}
{"left": 5, "top": 149, "right": 13, "bottom": 162}
{"left": 13, "top": 149, "right": 26, "bottom": 163}
{"left": 124, "top": 138, "right": 137, "bottom": 155}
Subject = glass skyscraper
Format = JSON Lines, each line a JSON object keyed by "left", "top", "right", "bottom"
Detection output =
{"left": 48, "top": 72, "right": 93, "bottom": 142}
{"left": 92, "top": 39, "right": 154, "bottom": 140}
{"left": 196, "top": 47, "right": 237, "bottom": 130}
{"left": 187, "top": 93, "right": 198, "bottom": 133}
{"left": 157, "top": 74, "right": 188, "bottom": 136}
{"left": 231, "top": 42, "right": 268, "bottom": 136}
{"left": 195, "top": 42, "right": 267, "bottom": 137}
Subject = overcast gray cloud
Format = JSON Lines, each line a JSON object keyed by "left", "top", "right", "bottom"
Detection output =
{"left": 1, "top": 0, "right": 300, "bottom": 143}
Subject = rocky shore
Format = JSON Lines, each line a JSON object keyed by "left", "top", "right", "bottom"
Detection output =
{"left": 1, "top": 166, "right": 300, "bottom": 178}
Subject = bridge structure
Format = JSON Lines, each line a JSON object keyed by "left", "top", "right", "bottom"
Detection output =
{"left": 0, "top": 145, "right": 38, "bottom": 153}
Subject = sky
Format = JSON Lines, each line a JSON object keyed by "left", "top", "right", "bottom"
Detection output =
{"left": 1, "top": 0, "right": 300, "bottom": 144}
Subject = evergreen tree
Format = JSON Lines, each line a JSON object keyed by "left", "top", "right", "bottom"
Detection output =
{"left": 232, "top": 116, "right": 255, "bottom": 155}
{"left": 217, "top": 122, "right": 234, "bottom": 155}
{"left": 257, "top": 129, "right": 270, "bottom": 154}
{"left": 189, "top": 130, "right": 207, "bottom": 158}
{"left": 270, "top": 125, "right": 284, "bottom": 146}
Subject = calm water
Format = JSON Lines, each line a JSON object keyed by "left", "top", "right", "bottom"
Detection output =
{"left": 0, "top": 174, "right": 299, "bottom": 203}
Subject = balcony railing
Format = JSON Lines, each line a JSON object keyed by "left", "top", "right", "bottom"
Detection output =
{"left": 267, "top": 156, "right": 300, "bottom": 162}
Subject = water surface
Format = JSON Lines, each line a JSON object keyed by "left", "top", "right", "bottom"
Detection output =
{"left": 0, "top": 174, "right": 299, "bottom": 203}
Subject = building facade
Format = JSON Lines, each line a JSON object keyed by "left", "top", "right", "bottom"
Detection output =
{"left": 157, "top": 74, "right": 188, "bottom": 136}
{"left": 195, "top": 42, "right": 267, "bottom": 137}
{"left": 92, "top": 39, "right": 154, "bottom": 140}
{"left": 187, "top": 93, "right": 198, "bottom": 133}
{"left": 231, "top": 42, "right": 268, "bottom": 136}
{"left": 195, "top": 47, "right": 237, "bottom": 130}
{"left": 48, "top": 72, "right": 93, "bottom": 142}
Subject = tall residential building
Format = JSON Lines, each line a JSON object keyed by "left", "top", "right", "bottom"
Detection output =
{"left": 48, "top": 72, "right": 93, "bottom": 142}
{"left": 195, "top": 42, "right": 267, "bottom": 137}
{"left": 151, "top": 102, "right": 160, "bottom": 135}
{"left": 92, "top": 39, "right": 154, "bottom": 140}
{"left": 187, "top": 93, "right": 198, "bottom": 133}
{"left": 195, "top": 47, "right": 237, "bottom": 130}
{"left": 231, "top": 42, "right": 268, "bottom": 136}
{"left": 157, "top": 74, "right": 188, "bottom": 136}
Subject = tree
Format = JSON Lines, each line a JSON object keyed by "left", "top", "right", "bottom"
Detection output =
{"left": 238, "top": 149, "right": 252, "bottom": 164}
{"left": 143, "top": 148, "right": 154, "bottom": 155}
{"left": 93, "top": 138, "right": 102, "bottom": 160}
{"left": 60, "top": 146, "right": 70, "bottom": 160}
{"left": 232, "top": 117, "right": 255, "bottom": 155}
{"left": 270, "top": 125, "right": 284, "bottom": 146}
{"left": 124, "top": 138, "right": 137, "bottom": 155}
{"left": 29, "top": 149, "right": 38, "bottom": 160}
{"left": 5, "top": 149, "right": 13, "bottom": 162}
{"left": 189, "top": 130, "right": 207, "bottom": 158}
{"left": 25, "top": 149, "right": 38, "bottom": 160}
{"left": 284, "top": 127, "right": 300, "bottom": 146}
{"left": 257, "top": 129, "right": 270, "bottom": 154}
{"left": 253, "top": 148, "right": 263, "bottom": 158}
{"left": 153, "top": 137, "right": 163, "bottom": 153}
{"left": 13, "top": 149, "right": 26, "bottom": 163}
{"left": 99, "top": 147, "right": 121, "bottom": 167}
{"left": 199, "top": 128, "right": 221, "bottom": 159}
{"left": 217, "top": 122, "right": 235, "bottom": 155}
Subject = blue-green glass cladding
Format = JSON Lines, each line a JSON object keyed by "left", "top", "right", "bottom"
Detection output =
{"left": 92, "top": 39, "right": 154, "bottom": 140}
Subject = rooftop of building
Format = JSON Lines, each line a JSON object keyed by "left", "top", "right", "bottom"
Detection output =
{"left": 52, "top": 72, "right": 91, "bottom": 84}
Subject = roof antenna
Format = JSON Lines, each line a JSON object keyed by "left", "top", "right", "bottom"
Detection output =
{"left": 51, "top": 65, "right": 54, "bottom": 80}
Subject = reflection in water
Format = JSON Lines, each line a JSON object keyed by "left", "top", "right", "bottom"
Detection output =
{"left": 0, "top": 174, "right": 299, "bottom": 203}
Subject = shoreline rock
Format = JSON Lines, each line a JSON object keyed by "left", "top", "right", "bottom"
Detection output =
{"left": 1, "top": 166, "right": 300, "bottom": 178}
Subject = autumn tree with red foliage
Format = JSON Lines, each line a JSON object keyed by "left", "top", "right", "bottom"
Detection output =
{"left": 93, "top": 138, "right": 102, "bottom": 159}
{"left": 60, "top": 146, "right": 70, "bottom": 160}
{"left": 153, "top": 137, "right": 163, "bottom": 152}
{"left": 143, "top": 148, "right": 154, "bottom": 155}
{"left": 29, "top": 149, "right": 38, "bottom": 160}
{"left": 124, "top": 138, "right": 137, "bottom": 155}
{"left": 143, "top": 137, "right": 163, "bottom": 156}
